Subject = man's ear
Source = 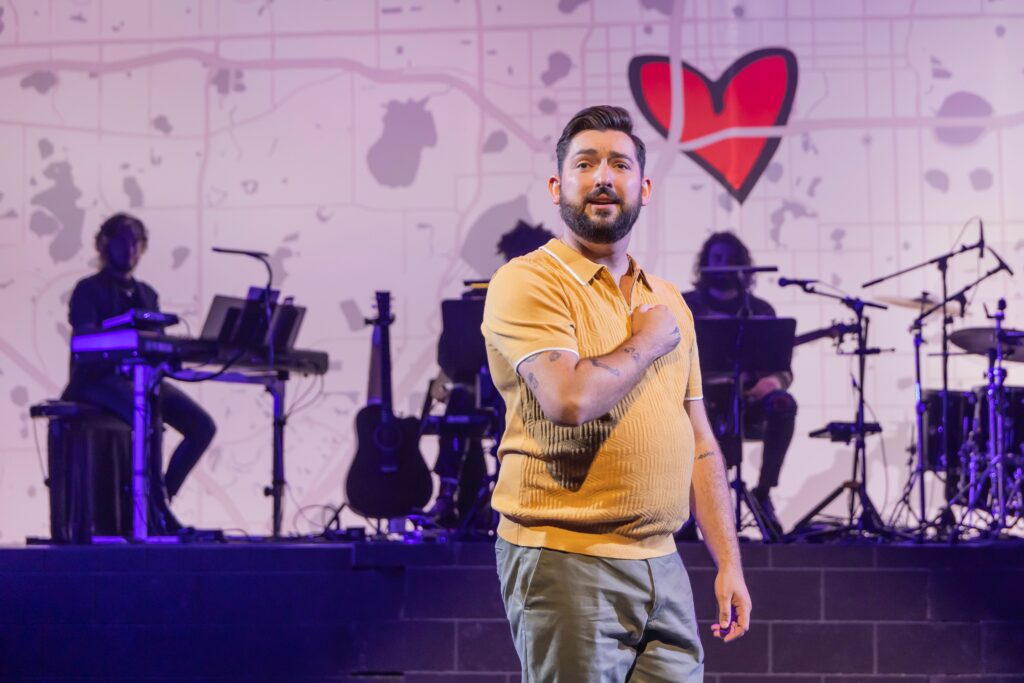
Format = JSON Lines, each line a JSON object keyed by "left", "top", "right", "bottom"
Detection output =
{"left": 640, "top": 177, "right": 652, "bottom": 206}
{"left": 548, "top": 175, "right": 561, "bottom": 205}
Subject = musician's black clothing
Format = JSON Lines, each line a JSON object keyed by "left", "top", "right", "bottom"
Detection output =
{"left": 61, "top": 268, "right": 215, "bottom": 498}
{"left": 682, "top": 287, "right": 797, "bottom": 498}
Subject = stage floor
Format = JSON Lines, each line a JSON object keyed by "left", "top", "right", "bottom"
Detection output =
{"left": 1, "top": 539, "right": 1022, "bottom": 681}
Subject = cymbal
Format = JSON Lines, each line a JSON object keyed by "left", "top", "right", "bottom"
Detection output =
{"left": 877, "top": 294, "right": 938, "bottom": 310}
{"left": 949, "top": 327, "right": 1024, "bottom": 360}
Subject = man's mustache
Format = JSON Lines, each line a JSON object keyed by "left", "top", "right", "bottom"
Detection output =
{"left": 586, "top": 189, "right": 621, "bottom": 203}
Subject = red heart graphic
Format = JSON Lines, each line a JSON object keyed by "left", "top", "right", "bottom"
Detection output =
{"left": 629, "top": 49, "right": 798, "bottom": 203}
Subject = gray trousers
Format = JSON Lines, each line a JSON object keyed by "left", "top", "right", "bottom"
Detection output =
{"left": 495, "top": 538, "right": 704, "bottom": 682}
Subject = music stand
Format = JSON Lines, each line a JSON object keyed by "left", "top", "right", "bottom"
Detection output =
{"left": 438, "top": 298, "right": 488, "bottom": 384}
{"left": 694, "top": 317, "right": 796, "bottom": 541}
{"left": 428, "top": 297, "right": 503, "bottom": 536}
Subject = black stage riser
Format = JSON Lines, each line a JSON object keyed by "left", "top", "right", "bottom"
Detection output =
{"left": 1, "top": 541, "right": 1022, "bottom": 681}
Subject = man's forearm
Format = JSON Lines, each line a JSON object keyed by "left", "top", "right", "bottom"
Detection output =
{"left": 691, "top": 438, "right": 743, "bottom": 571}
{"left": 523, "top": 338, "right": 657, "bottom": 426}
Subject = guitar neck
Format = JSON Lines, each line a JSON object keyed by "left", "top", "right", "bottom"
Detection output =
{"left": 794, "top": 328, "right": 833, "bottom": 347}
{"left": 794, "top": 323, "right": 855, "bottom": 347}
{"left": 378, "top": 310, "right": 395, "bottom": 422}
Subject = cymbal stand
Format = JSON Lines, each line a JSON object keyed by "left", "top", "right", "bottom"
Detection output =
{"left": 942, "top": 298, "right": 1013, "bottom": 537}
{"left": 863, "top": 222, "right": 984, "bottom": 540}
{"left": 909, "top": 262, "right": 1011, "bottom": 539}
{"left": 789, "top": 285, "right": 903, "bottom": 539}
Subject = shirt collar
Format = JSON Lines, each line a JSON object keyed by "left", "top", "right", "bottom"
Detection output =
{"left": 540, "top": 238, "right": 652, "bottom": 290}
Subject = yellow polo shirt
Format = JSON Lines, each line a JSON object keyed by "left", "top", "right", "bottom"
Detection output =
{"left": 482, "top": 238, "right": 704, "bottom": 559}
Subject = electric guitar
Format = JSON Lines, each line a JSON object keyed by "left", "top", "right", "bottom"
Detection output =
{"left": 345, "top": 291, "right": 432, "bottom": 519}
{"left": 793, "top": 321, "right": 859, "bottom": 347}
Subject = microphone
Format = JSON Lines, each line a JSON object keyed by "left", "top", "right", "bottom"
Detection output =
{"left": 778, "top": 277, "right": 818, "bottom": 288}
{"left": 989, "top": 247, "right": 1015, "bottom": 276}
{"left": 699, "top": 265, "right": 778, "bottom": 274}
{"left": 212, "top": 246, "right": 271, "bottom": 258}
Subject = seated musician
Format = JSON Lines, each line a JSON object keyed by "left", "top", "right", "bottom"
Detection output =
{"left": 681, "top": 232, "right": 796, "bottom": 534}
{"left": 428, "top": 220, "right": 553, "bottom": 525}
{"left": 61, "top": 213, "right": 216, "bottom": 531}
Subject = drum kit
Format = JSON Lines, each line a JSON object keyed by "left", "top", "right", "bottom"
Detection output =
{"left": 863, "top": 219, "right": 1020, "bottom": 541}
{"left": 896, "top": 305, "right": 1024, "bottom": 538}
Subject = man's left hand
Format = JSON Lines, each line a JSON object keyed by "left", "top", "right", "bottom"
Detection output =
{"left": 710, "top": 566, "right": 751, "bottom": 643}
{"left": 744, "top": 375, "right": 782, "bottom": 401}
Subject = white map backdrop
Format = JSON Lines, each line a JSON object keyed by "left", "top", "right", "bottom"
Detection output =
{"left": 1, "top": 0, "right": 1022, "bottom": 542}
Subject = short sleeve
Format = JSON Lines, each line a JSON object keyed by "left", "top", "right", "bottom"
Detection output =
{"left": 482, "top": 262, "right": 579, "bottom": 373}
{"left": 686, "top": 331, "right": 704, "bottom": 400}
{"left": 678, "top": 292, "right": 704, "bottom": 401}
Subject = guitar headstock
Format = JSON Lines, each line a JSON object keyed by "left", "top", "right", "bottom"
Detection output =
{"left": 365, "top": 291, "right": 395, "bottom": 327}
{"left": 830, "top": 321, "right": 860, "bottom": 340}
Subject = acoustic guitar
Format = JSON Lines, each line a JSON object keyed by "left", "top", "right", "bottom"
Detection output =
{"left": 345, "top": 291, "right": 432, "bottom": 519}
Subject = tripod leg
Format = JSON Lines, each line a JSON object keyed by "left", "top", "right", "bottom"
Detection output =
{"left": 791, "top": 483, "right": 850, "bottom": 532}
{"left": 741, "top": 484, "right": 780, "bottom": 542}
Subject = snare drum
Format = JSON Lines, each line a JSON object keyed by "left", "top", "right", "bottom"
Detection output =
{"left": 921, "top": 389, "right": 977, "bottom": 471}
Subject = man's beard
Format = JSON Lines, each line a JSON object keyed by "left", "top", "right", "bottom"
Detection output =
{"left": 559, "top": 188, "right": 642, "bottom": 245}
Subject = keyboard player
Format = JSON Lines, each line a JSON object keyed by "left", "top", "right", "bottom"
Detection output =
{"left": 61, "top": 213, "right": 216, "bottom": 531}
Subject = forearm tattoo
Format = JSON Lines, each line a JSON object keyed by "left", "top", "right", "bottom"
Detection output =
{"left": 548, "top": 351, "right": 562, "bottom": 361}
{"left": 589, "top": 358, "right": 621, "bottom": 376}
{"left": 622, "top": 346, "right": 641, "bottom": 363}
{"left": 696, "top": 450, "right": 716, "bottom": 460}
{"left": 526, "top": 372, "right": 539, "bottom": 389}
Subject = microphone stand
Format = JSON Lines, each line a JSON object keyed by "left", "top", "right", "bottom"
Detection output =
{"left": 211, "top": 247, "right": 276, "bottom": 371}
{"left": 786, "top": 282, "right": 901, "bottom": 539}
{"left": 212, "top": 247, "right": 287, "bottom": 538}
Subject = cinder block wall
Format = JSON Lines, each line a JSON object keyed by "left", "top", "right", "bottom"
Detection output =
{"left": 387, "top": 542, "right": 1024, "bottom": 682}
{"left": 0, "top": 542, "right": 1021, "bottom": 681}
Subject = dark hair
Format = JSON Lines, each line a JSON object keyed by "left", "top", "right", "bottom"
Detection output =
{"left": 693, "top": 231, "right": 753, "bottom": 286}
{"left": 555, "top": 105, "right": 646, "bottom": 175}
{"left": 95, "top": 213, "right": 148, "bottom": 265}
{"left": 496, "top": 220, "right": 556, "bottom": 261}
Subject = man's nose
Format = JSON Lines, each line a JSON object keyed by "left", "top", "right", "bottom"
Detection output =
{"left": 593, "top": 160, "right": 613, "bottom": 186}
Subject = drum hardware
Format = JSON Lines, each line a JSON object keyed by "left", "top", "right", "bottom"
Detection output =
{"left": 940, "top": 299, "right": 1024, "bottom": 537}
{"left": 783, "top": 281, "right": 904, "bottom": 540}
{"left": 862, "top": 217, "right": 1014, "bottom": 540}
{"left": 808, "top": 421, "right": 882, "bottom": 443}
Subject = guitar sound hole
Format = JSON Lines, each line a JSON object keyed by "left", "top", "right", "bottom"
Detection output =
{"left": 373, "top": 423, "right": 403, "bottom": 452}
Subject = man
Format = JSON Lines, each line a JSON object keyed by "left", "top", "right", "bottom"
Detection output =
{"left": 482, "top": 106, "right": 751, "bottom": 681}
{"left": 682, "top": 232, "right": 797, "bottom": 535}
{"left": 62, "top": 213, "right": 216, "bottom": 531}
